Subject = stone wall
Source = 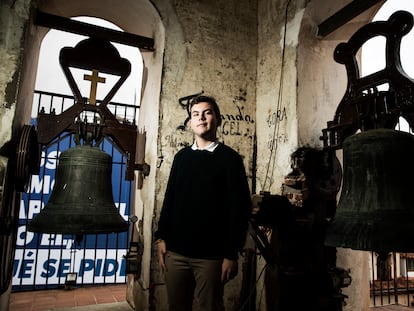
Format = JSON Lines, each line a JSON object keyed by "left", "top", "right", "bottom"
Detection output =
{"left": 149, "top": 1, "right": 258, "bottom": 309}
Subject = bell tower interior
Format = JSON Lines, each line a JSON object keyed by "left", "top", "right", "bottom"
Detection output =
{"left": 4, "top": 0, "right": 414, "bottom": 310}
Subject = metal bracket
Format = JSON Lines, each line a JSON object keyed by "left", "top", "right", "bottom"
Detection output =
{"left": 36, "top": 37, "right": 143, "bottom": 180}
{"left": 321, "top": 11, "right": 414, "bottom": 149}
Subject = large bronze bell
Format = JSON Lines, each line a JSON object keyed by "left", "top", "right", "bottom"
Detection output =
{"left": 325, "top": 128, "right": 414, "bottom": 254}
{"left": 27, "top": 145, "right": 128, "bottom": 234}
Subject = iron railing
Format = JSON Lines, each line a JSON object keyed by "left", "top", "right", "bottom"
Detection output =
{"left": 12, "top": 90, "right": 139, "bottom": 291}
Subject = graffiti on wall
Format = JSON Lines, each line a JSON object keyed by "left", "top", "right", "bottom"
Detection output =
{"left": 221, "top": 104, "right": 255, "bottom": 140}
{"left": 266, "top": 107, "right": 287, "bottom": 126}
{"left": 262, "top": 105, "right": 289, "bottom": 190}
{"left": 162, "top": 92, "right": 256, "bottom": 157}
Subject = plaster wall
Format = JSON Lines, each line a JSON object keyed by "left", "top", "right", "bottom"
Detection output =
{"left": 256, "top": 0, "right": 384, "bottom": 310}
{"left": 255, "top": 0, "right": 307, "bottom": 195}
{"left": 0, "top": 0, "right": 31, "bottom": 149}
{"left": 296, "top": 1, "right": 385, "bottom": 310}
{"left": 0, "top": 2, "right": 32, "bottom": 311}
{"left": 149, "top": 1, "right": 257, "bottom": 309}
{"left": 297, "top": 0, "right": 385, "bottom": 147}
{"left": 254, "top": 1, "right": 314, "bottom": 309}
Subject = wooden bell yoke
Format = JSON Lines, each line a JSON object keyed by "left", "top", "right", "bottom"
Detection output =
{"left": 36, "top": 36, "right": 143, "bottom": 180}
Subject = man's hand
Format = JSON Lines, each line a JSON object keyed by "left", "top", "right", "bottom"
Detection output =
{"left": 221, "top": 258, "right": 238, "bottom": 283}
{"left": 157, "top": 239, "right": 168, "bottom": 272}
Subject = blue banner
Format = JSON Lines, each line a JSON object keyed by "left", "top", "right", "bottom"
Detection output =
{"left": 13, "top": 122, "right": 132, "bottom": 289}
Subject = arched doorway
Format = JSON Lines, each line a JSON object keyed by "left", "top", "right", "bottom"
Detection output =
{"left": 5, "top": 0, "right": 164, "bottom": 309}
{"left": 13, "top": 16, "right": 143, "bottom": 291}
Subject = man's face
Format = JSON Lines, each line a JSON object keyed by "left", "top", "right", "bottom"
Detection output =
{"left": 189, "top": 101, "right": 219, "bottom": 139}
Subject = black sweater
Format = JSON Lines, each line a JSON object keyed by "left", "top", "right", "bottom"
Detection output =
{"left": 156, "top": 143, "right": 251, "bottom": 260}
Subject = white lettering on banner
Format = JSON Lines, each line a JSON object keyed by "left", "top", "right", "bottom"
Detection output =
{"left": 19, "top": 200, "right": 45, "bottom": 219}
{"left": 21, "top": 201, "right": 128, "bottom": 221}
{"left": 15, "top": 225, "right": 76, "bottom": 249}
{"left": 40, "top": 234, "right": 73, "bottom": 249}
{"left": 21, "top": 201, "right": 127, "bottom": 220}
{"left": 39, "top": 150, "right": 60, "bottom": 169}
{"left": 18, "top": 200, "right": 44, "bottom": 219}
{"left": 13, "top": 145, "right": 131, "bottom": 289}
{"left": 13, "top": 249, "right": 127, "bottom": 286}
{"left": 15, "top": 226, "right": 35, "bottom": 247}
{"left": 29, "top": 175, "right": 53, "bottom": 194}
{"left": 28, "top": 199, "right": 43, "bottom": 219}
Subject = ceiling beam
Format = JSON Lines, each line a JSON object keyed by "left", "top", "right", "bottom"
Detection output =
{"left": 34, "top": 10, "right": 154, "bottom": 51}
{"left": 317, "top": 0, "right": 384, "bottom": 37}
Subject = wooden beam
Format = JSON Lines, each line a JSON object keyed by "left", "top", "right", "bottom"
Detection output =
{"left": 35, "top": 10, "right": 154, "bottom": 51}
{"left": 317, "top": 0, "right": 384, "bottom": 37}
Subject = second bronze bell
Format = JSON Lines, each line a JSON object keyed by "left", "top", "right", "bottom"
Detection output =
{"left": 27, "top": 144, "right": 128, "bottom": 234}
{"left": 325, "top": 128, "right": 414, "bottom": 254}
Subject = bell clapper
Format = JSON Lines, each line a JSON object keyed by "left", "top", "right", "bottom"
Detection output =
{"left": 75, "top": 117, "right": 104, "bottom": 147}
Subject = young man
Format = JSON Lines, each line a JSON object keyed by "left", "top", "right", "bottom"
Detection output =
{"left": 156, "top": 95, "right": 251, "bottom": 311}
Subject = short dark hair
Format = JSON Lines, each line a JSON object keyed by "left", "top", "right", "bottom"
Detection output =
{"left": 189, "top": 95, "right": 222, "bottom": 126}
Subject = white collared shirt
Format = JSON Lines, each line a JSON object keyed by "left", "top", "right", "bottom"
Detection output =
{"left": 191, "top": 140, "right": 219, "bottom": 152}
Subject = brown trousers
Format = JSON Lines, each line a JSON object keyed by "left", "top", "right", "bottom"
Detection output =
{"left": 164, "top": 252, "right": 225, "bottom": 311}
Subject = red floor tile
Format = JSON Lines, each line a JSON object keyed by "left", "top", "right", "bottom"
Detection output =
{"left": 10, "top": 284, "right": 126, "bottom": 311}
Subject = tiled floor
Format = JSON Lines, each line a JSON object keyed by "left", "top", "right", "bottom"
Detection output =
{"left": 9, "top": 284, "right": 127, "bottom": 311}
{"left": 10, "top": 285, "right": 413, "bottom": 311}
{"left": 371, "top": 306, "right": 413, "bottom": 310}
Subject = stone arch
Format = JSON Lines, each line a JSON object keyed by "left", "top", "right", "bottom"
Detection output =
{"left": 12, "top": 0, "right": 164, "bottom": 309}
{"left": 16, "top": 0, "right": 164, "bottom": 128}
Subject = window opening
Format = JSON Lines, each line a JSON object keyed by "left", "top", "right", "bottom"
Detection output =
{"left": 13, "top": 16, "right": 142, "bottom": 290}
{"left": 362, "top": 0, "right": 414, "bottom": 306}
